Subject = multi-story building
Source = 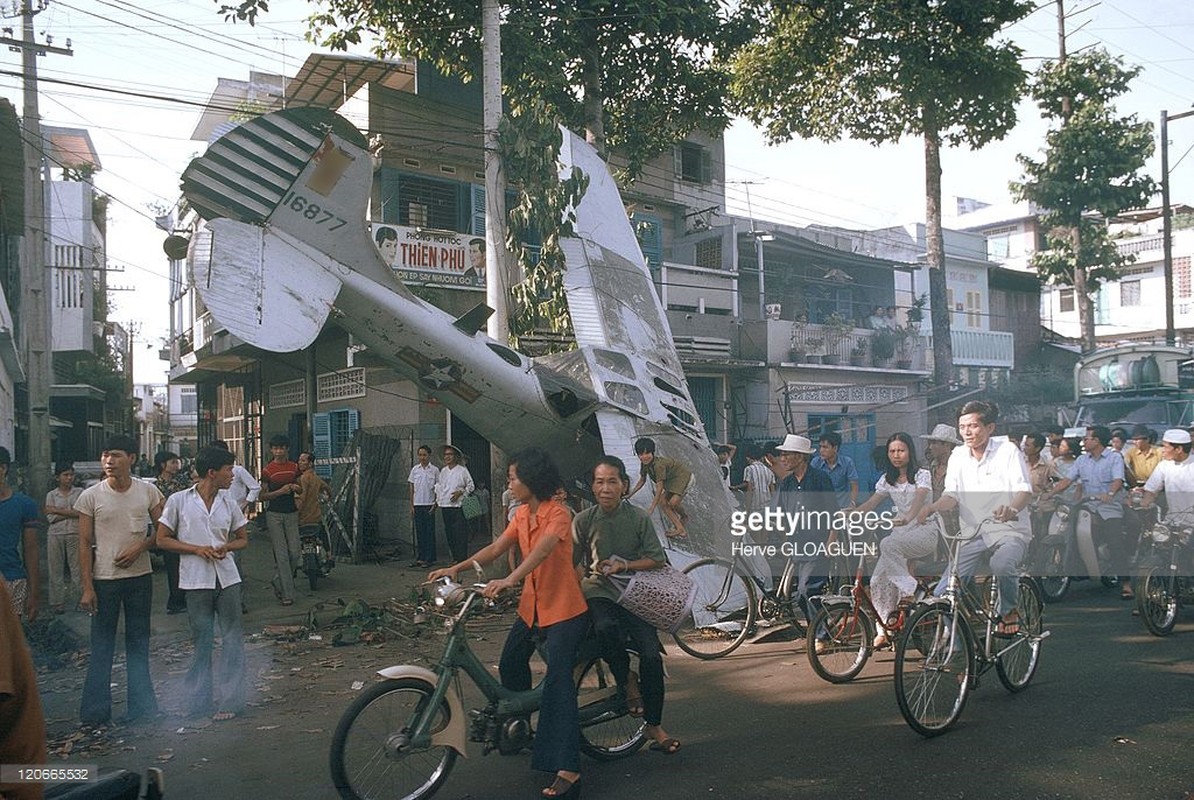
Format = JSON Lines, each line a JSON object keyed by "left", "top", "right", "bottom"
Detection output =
{"left": 167, "top": 54, "right": 1039, "bottom": 547}
{"left": 0, "top": 100, "right": 25, "bottom": 455}
{"left": 958, "top": 201, "right": 1194, "bottom": 347}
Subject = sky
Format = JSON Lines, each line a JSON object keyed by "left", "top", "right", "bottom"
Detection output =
{"left": 2, "top": 0, "right": 1193, "bottom": 384}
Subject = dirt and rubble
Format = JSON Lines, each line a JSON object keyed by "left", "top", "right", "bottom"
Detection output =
{"left": 25, "top": 542, "right": 518, "bottom": 796}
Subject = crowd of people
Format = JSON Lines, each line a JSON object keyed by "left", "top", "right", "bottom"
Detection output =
{"left": 5, "top": 405, "right": 1194, "bottom": 799}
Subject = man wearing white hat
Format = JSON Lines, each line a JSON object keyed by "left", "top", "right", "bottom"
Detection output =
{"left": 1142, "top": 429, "right": 1194, "bottom": 520}
{"left": 919, "top": 424, "right": 962, "bottom": 535}
{"left": 772, "top": 434, "right": 838, "bottom": 650}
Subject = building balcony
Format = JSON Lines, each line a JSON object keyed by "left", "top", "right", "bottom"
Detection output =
{"left": 933, "top": 328, "right": 1016, "bottom": 369}
{"left": 739, "top": 319, "right": 930, "bottom": 372}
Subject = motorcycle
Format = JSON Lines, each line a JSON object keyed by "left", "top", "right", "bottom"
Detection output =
{"left": 329, "top": 575, "right": 646, "bottom": 800}
{"left": 1032, "top": 496, "right": 1119, "bottom": 603}
{"left": 1135, "top": 513, "right": 1194, "bottom": 636}
{"left": 299, "top": 524, "right": 334, "bottom": 591}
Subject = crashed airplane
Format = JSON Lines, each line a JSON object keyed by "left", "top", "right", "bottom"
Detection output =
{"left": 178, "top": 107, "right": 739, "bottom": 561}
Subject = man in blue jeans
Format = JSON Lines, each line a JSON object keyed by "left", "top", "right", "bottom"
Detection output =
{"left": 77, "top": 435, "right": 165, "bottom": 726}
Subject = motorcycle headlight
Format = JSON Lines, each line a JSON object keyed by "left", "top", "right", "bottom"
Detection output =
{"left": 433, "top": 578, "right": 467, "bottom": 609}
{"left": 1055, "top": 506, "right": 1070, "bottom": 523}
{"left": 1149, "top": 526, "right": 1171, "bottom": 544}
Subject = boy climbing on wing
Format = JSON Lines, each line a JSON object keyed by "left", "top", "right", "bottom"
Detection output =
{"left": 628, "top": 437, "right": 693, "bottom": 538}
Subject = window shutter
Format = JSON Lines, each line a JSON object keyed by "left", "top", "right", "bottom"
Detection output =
{"left": 632, "top": 213, "right": 663, "bottom": 270}
{"left": 673, "top": 145, "right": 683, "bottom": 179}
{"left": 469, "top": 183, "right": 485, "bottom": 235}
{"left": 313, "top": 412, "right": 332, "bottom": 479}
{"left": 700, "top": 148, "right": 712, "bottom": 184}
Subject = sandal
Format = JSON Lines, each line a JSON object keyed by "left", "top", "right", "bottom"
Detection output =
{"left": 212, "top": 710, "right": 236, "bottom": 721}
{"left": 281, "top": 598, "right": 294, "bottom": 606}
{"left": 995, "top": 612, "right": 1021, "bottom": 637}
{"left": 649, "top": 737, "right": 682, "bottom": 755}
{"left": 1120, "top": 587, "right": 1135, "bottom": 601}
{"left": 624, "top": 671, "right": 643, "bottom": 717}
{"left": 542, "top": 774, "right": 580, "bottom": 798}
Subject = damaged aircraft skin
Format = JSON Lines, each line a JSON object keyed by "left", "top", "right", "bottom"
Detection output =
{"left": 179, "top": 107, "right": 735, "bottom": 559}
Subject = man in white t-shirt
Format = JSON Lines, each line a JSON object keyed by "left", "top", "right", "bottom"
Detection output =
{"left": 408, "top": 445, "right": 440, "bottom": 568}
{"left": 156, "top": 446, "right": 249, "bottom": 720}
{"left": 1143, "top": 429, "right": 1194, "bottom": 520}
{"left": 920, "top": 401, "right": 1032, "bottom": 634}
{"left": 77, "top": 435, "right": 165, "bottom": 726}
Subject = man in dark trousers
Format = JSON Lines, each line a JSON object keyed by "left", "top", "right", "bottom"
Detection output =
{"left": 772, "top": 434, "right": 839, "bottom": 654}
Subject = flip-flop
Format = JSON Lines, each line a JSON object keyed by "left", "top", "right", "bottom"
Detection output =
{"left": 212, "top": 711, "right": 236, "bottom": 721}
{"left": 649, "top": 738, "right": 681, "bottom": 755}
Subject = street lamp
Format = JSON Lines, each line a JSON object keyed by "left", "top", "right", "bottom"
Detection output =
{"left": 1161, "top": 107, "right": 1194, "bottom": 347}
{"left": 753, "top": 231, "right": 775, "bottom": 320}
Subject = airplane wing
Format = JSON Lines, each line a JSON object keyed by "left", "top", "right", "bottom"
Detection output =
{"left": 555, "top": 131, "right": 734, "bottom": 558}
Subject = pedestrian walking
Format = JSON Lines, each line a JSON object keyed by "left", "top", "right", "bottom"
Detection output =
{"left": 155, "top": 446, "right": 249, "bottom": 721}
{"left": 77, "top": 435, "right": 165, "bottom": 726}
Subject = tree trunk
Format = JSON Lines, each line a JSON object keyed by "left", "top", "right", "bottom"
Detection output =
{"left": 923, "top": 119, "right": 953, "bottom": 388}
{"left": 1071, "top": 225, "right": 1096, "bottom": 352}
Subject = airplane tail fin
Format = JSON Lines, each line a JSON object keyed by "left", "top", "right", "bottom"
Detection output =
{"left": 192, "top": 219, "right": 342, "bottom": 353}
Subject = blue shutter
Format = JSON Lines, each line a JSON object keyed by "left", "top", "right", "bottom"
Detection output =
{"left": 632, "top": 213, "right": 663, "bottom": 270}
{"left": 313, "top": 412, "right": 332, "bottom": 479}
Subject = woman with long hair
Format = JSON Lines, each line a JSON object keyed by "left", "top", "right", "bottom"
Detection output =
{"left": 429, "top": 447, "right": 587, "bottom": 799}
{"left": 851, "top": 432, "right": 937, "bottom": 649}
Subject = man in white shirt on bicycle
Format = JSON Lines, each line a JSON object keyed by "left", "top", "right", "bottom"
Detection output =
{"left": 919, "top": 400, "right": 1032, "bottom": 635}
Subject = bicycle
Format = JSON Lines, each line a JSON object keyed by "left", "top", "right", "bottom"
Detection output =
{"left": 671, "top": 545, "right": 834, "bottom": 659}
{"left": 893, "top": 517, "right": 1048, "bottom": 737}
{"left": 329, "top": 577, "right": 646, "bottom": 800}
{"left": 807, "top": 524, "right": 940, "bottom": 684}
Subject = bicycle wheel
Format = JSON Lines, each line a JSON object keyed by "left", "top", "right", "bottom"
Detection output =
{"left": 671, "top": 558, "right": 757, "bottom": 659}
{"left": 576, "top": 654, "right": 647, "bottom": 761}
{"left": 996, "top": 578, "right": 1043, "bottom": 692}
{"left": 1034, "top": 542, "right": 1070, "bottom": 603}
{"left": 807, "top": 604, "right": 873, "bottom": 684}
{"left": 1138, "top": 567, "right": 1179, "bottom": 636}
{"left": 330, "top": 678, "right": 457, "bottom": 800}
{"left": 894, "top": 604, "right": 972, "bottom": 737}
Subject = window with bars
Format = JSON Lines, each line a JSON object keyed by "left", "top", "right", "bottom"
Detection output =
{"left": 317, "top": 368, "right": 367, "bottom": 403}
{"left": 1178, "top": 256, "right": 1191, "bottom": 299}
{"left": 694, "top": 237, "right": 722, "bottom": 269}
{"left": 179, "top": 387, "right": 198, "bottom": 415}
{"left": 396, "top": 174, "right": 459, "bottom": 230}
{"left": 269, "top": 379, "right": 306, "bottom": 409}
{"left": 1120, "top": 280, "right": 1141, "bottom": 307}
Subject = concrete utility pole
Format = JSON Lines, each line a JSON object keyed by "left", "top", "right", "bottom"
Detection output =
{"left": 1160, "top": 108, "right": 1194, "bottom": 348}
{"left": 481, "top": 0, "right": 510, "bottom": 343}
{"left": 1, "top": 2, "right": 71, "bottom": 484}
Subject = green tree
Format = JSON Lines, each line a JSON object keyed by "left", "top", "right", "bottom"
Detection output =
{"left": 729, "top": 0, "right": 1030, "bottom": 387}
{"left": 222, "top": 0, "right": 751, "bottom": 340}
{"left": 1011, "top": 49, "right": 1156, "bottom": 352}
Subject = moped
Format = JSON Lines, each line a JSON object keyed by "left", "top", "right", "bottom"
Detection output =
{"left": 329, "top": 576, "right": 646, "bottom": 800}
{"left": 1032, "top": 496, "right": 1118, "bottom": 602}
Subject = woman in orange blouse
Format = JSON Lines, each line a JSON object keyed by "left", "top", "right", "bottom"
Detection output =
{"left": 430, "top": 447, "right": 588, "bottom": 799}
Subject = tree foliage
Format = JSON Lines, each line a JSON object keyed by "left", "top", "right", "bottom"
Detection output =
{"left": 222, "top": 0, "right": 748, "bottom": 340}
{"left": 730, "top": 0, "right": 1029, "bottom": 148}
{"left": 729, "top": 0, "right": 1030, "bottom": 387}
{"left": 1011, "top": 49, "right": 1156, "bottom": 343}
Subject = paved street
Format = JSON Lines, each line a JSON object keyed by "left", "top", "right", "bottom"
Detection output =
{"left": 33, "top": 538, "right": 1194, "bottom": 800}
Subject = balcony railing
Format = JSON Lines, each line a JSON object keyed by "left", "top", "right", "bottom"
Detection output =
{"left": 788, "top": 323, "right": 928, "bottom": 371}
